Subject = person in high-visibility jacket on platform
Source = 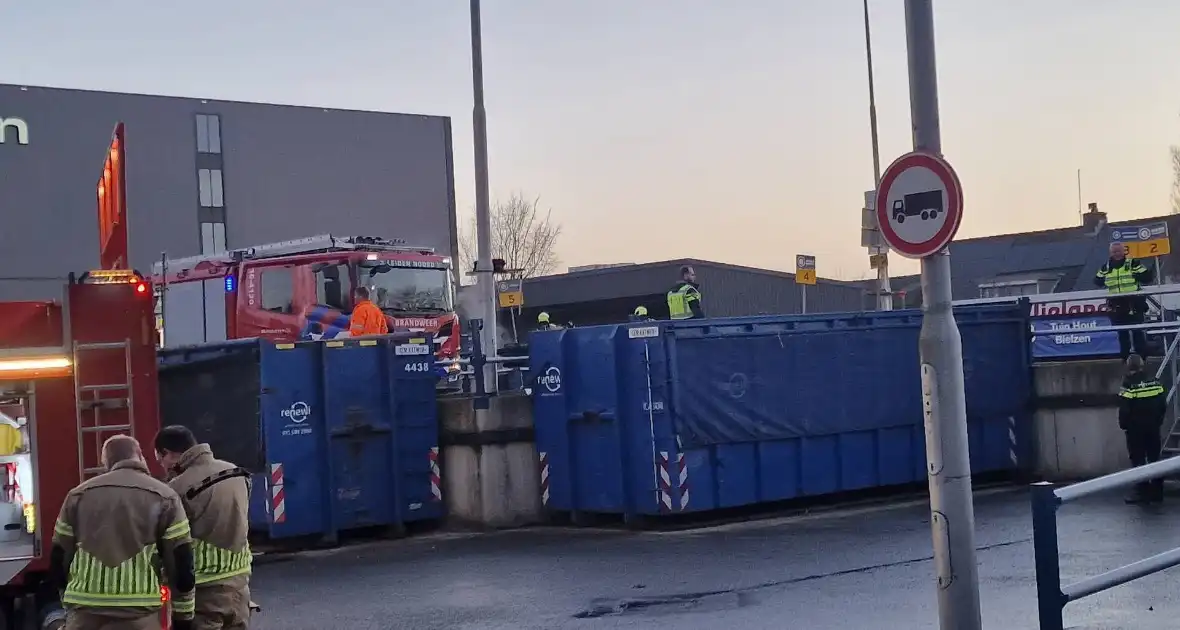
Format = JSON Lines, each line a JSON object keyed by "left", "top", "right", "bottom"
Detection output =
{"left": 349, "top": 286, "right": 388, "bottom": 337}
{"left": 629, "top": 305, "right": 651, "bottom": 322}
{"left": 666, "top": 265, "right": 704, "bottom": 320}
{"left": 1118, "top": 354, "right": 1167, "bottom": 504}
{"left": 1094, "top": 242, "right": 1153, "bottom": 359}
{"left": 535, "top": 312, "right": 563, "bottom": 332}
{"left": 51, "top": 435, "right": 196, "bottom": 630}
{"left": 155, "top": 426, "right": 253, "bottom": 630}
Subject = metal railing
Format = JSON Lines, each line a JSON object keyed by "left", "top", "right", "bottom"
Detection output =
{"left": 953, "top": 282, "right": 1180, "bottom": 309}
{"left": 1032, "top": 456, "right": 1180, "bottom": 629}
{"left": 436, "top": 318, "right": 532, "bottom": 398}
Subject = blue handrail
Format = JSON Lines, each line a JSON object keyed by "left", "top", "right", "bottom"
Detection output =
{"left": 1032, "top": 456, "right": 1180, "bottom": 629}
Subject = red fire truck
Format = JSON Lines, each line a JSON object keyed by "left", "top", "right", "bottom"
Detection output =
{"left": 0, "top": 124, "right": 168, "bottom": 628}
{"left": 151, "top": 235, "right": 461, "bottom": 358}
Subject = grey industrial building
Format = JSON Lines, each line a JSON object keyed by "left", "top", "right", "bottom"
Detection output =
{"left": 509, "top": 259, "right": 867, "bottom": 329}
{"left": 0, "top": 84, "right": 458, "bottom": 300}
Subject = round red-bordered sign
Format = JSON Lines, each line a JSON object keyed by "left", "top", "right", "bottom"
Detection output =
{"left": 875, "top": 151, "right": 963, "bottom": 259}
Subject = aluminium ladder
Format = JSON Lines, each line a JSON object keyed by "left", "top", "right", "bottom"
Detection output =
{"left": 73, "top": 339, "right": 136, "bottom": 480}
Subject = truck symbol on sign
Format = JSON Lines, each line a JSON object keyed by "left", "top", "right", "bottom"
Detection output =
{"left": 892, "top": 190, "right": 943, "bottom": 224}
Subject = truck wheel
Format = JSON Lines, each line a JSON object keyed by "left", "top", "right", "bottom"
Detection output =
{"left": 929, "top": 210, "right": 938, "bottom": 220}
{"left": 921, "top": 211, "right": 929, "bottom": 220}
{"left": 895, "top": 214, "right": 905, "bottom": 224}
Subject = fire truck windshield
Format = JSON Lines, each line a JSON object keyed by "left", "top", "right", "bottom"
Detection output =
{"left": 359, "top": 261, "right": 452, "bottom": 314}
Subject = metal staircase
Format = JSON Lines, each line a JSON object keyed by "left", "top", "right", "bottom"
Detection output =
{"left": 73, "top": 339, "right": 136, "bottom": 479}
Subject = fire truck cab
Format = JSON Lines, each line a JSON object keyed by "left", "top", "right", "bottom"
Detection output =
{"left": 152, "top": 235, "right": 461, "bottom": 357}
{"left": 0, "top": 270, "right": 162, "bottom": 628}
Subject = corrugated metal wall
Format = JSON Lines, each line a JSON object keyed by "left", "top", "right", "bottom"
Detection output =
{"left": 514, "top": 259, "right": 867, "bottom": 327}
{"left": 693, "top": 265, "right": 864, "bottom": 316}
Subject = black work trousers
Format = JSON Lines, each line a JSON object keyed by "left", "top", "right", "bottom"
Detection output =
{"left": 1125, "top": 418, "right": 1163, "bottom": 497}
{"left": 1109, "top": 309, "right": 1146, "bottom": 359}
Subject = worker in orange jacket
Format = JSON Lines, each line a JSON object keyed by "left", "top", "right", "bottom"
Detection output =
{"left": 349, "top": 286, "right": 389, "bottom": 337}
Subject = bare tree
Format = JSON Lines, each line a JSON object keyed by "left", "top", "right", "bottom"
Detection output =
{"left": 1171, "top": 143, "right": 1180, "bottom": 214}
{"left": 459, "top": 193, "right": 562, "bottom": 282}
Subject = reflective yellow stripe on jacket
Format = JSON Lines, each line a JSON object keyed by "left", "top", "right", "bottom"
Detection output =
{"left": 63, "top": 545, "right": 166, "bottom": 609}
{"left": 63, "top": 518, "right": 191, "bottom": 609}
{"left": 1120, "top": 381, "right": 1165, "bottom": 399}
{"left": 1097, "top": 259, "right": 1146, "bottom": 294}
{"left": 193, "top": 539, "right": 252, "bottom": 585}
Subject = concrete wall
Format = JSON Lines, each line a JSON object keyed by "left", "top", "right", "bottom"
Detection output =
{"left": 1033, "top": 358, "right": 1169, "bottom": 480}
{"left": 432, "top": 360, "right": 1162, "bottom": 528}
{"left": 437, "top": 393, "right": 542, "bottom": 528}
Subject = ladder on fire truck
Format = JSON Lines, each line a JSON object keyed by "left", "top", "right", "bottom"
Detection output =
{"left": 73, "top": 339, "right": 136, "bottom": 479}
{"left": 152, "top": 234, "right": 435, "bottom": 277}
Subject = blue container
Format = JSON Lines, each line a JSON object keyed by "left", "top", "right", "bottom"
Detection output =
{"left": 158, "top": 335, "right": 443, "bottom": 541}
{"left": 530, "top": 304, "right": 1032, "bottom": 519}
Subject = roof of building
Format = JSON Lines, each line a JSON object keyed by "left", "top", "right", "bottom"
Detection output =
{"left": 523, "top": 258, "right": 857, "bottom": 306}
{"left": 882, "top": 210, "right": 1180, "bottom": 300}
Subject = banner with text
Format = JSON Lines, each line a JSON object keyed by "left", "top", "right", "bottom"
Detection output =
{"left": 1030, "top": 315, "right": 1120, "bottom": 359}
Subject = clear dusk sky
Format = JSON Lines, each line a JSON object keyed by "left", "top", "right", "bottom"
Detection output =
{"left": 5, "top": 1, "right": 1179, "bottom": 279}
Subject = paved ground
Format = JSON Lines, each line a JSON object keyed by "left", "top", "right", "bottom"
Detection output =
{"left": 249, "top": 488, "right": 1180, "bottom": 630}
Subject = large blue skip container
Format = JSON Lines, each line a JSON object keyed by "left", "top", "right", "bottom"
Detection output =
{"left": 158, "top": 335, "right": 444, "bottom": 541}
{"left": 529, "top": 304, "right": 1032, "bottom": 518}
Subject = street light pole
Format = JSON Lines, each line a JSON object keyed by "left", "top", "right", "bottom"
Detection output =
{"left": 904, "top": 1, "right": 982, "bottom": 628}
{"left": 863, "top": 0, "right": 893, "bottom": 311}
{"left": 469, "top": 0, "right": 499, "bottom": 388}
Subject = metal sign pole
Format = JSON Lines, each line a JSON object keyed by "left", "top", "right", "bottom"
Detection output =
{"left": 904, "top": 1, "right": 982, "bottom": 628}
{"left": 801, "top": 284, "right": 808, "bottom": 314}
{"left": 470, "top": 0, "right": 498, "bottom": 393}
{"left": 862, "top": 0, "right": 892, "bottom": 311}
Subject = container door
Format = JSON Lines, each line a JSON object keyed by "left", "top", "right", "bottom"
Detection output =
{"left": 566, "top": 327, "right": 626, "bottom": 513}
{"left": 321, "top": 339, "right": 397, "bottom": 532}
{"left": 616, "top": 324, "right": 676, "bottom": 514}
{"left": 258, "top": 342, "right": 325, "bottom": 539}
{"left": 529, "top": 329, "right": 570, "bottom": 510}
{"left": 389, "top": 337, "right": 443, "bottom": 522}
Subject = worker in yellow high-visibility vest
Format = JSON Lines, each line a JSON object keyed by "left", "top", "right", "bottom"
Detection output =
{"left": 1094, "top": 242, "right": 1153, "bottom": 359}
{"left": 666, "top": 266, "right": 704, "bottom": 320}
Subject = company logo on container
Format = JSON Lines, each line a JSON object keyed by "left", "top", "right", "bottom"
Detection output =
{"left": 538, "top": 367, "right": 562, "bottom": 393}
{"left": 280, "top": 401, "right": 311, "bottom": 424}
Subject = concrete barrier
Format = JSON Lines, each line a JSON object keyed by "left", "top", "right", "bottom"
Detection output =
{"left": 1033, "top": 358, "right": 1168, "bottom": 481}
{"left": 437, "top": 393, "right": 542, "bottom": 528}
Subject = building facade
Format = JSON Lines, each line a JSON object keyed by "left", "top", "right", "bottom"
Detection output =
{"left": 504, "top": 258, "right": 866, "bottom": 333}
{"left": 0, "top": 84, "right": 458, "bottom": 300}
{"left": 885, "top": 204, "right": 1180, "bottom": 308}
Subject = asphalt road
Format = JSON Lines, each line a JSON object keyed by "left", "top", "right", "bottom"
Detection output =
{"left": 249, "top": 489, "right": 1180, "bottom": 630}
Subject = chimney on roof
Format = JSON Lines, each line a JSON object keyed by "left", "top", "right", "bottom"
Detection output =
{"left": 1082, "top": 202, "right": 1106, "bottom": 232}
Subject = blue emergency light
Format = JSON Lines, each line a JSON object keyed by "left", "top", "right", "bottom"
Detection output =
{"left": 224, "top": 275, "right": 235, "bottom": 293}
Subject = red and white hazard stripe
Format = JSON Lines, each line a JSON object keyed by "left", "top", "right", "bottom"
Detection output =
{"left": 677, "top": 453, "right": 690, "bottom": 511}
{"left": 656, "top": 452, "right": 673, "bottom": 512}
{"left": 538, "top": 451, "right": 550, "bottom": 506}
{"left": 1008, "top": 415, "right": 1018, "bottom": 466}
{"left": 429, "top": 447, "right": 442, "bottom": 501}
{"left": 270, "top": 463, "right": 286, "bottom": 524}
